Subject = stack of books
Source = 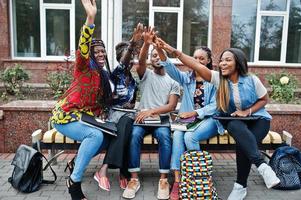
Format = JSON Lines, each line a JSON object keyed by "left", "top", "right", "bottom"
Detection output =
{"left": 171, "top": 116, "right": 202, "bottom": 131}
{"left": 143, "top": 115, "right": 161, "bottom": 124}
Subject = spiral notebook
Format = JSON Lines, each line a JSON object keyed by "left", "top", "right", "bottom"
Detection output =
{"left": 80, "top": 113, "right": 118, "bottom": 136}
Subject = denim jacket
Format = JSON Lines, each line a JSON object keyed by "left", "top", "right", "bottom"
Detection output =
{"left": 227, "top": 75, "right": 272, "bottom": 120}
{"left": 160, "top": 59, "right": 224, "bottom": 134}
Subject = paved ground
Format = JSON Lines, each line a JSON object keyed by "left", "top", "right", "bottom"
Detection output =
{"left": 1, "top": 153, "right": 301, "bottom": 200}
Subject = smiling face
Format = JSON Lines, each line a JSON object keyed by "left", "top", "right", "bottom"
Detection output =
{"left": 150, "top": 48, "right": 162, "bottom": 68}
{"left": 193, "top": 49, "right": 210, "bottom": 66}
{"left": 219, "top": 51, "right": 237, "bottom": 77}
{"left": 93, "top": 45, "right": 106, "bottom": 67}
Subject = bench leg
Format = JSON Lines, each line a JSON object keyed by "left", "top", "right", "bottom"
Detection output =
{"left": 48, "top": 148, "right": 57, "bottom": 165}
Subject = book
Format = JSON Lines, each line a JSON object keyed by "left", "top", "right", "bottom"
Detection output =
{"left": 213, "top": 115, "right": 260, "bottom": 121}
{"left": 112, "top": 107, "right": 137, "bottom": 113}
{"left": 80, "top": 113, "right": 118, "bottom": 137}
{"left": 133, "top": 115, "right": 170, "bottom": 127}
{"left": 171, "top": 117, "right": 203, "bottom": 132}
{"left": 143, "top": 115, "right": 161, "bottom": 124}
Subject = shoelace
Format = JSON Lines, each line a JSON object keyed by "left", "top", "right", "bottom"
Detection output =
{"left": 128, "top": 180, "right": 138, "bottom": 189}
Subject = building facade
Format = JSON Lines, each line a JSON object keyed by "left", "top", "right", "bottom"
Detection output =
{"left": 0, "top": 0, "right": 301, "bottom": 85}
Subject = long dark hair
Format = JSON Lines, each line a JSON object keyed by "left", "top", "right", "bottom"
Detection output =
{"left": 90, "top": 39, "right": 113, "bottom": 108}
{"left": 217, "top": 48, "right": 248, "bottom": 112}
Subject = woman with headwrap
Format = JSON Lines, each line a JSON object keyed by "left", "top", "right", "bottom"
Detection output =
{"left": 50, "top": 0, "right": 112, "bottom": 199}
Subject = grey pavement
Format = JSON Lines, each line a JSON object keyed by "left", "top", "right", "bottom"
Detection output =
{"left": 1, "top": 153, "right": 301, "bottom": 200}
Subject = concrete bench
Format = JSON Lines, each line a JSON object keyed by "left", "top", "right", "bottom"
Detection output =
{"left": 32, "top": 128, "right": 293, "bottom": 162}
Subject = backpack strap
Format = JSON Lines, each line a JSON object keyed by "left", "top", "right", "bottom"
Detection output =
{"left": 41, "top": 154, "right": 57, "bottom": 184}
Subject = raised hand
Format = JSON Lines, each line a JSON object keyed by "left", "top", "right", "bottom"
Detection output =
{"left": 142, "top": 26, "right": 156, "bottom": 45}
{"left": 155, "top": 37, "right": 174, "bottom": 54}
{"left": 81, "top": 0, "right": 97, "bottom": 24}
{"left": 131, "top": 23, "right": 144, "bottom": 43}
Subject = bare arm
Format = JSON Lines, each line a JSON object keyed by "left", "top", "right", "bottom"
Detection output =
{"left": 135, "top": 94, "right": 179, "bottom": 123}
{"left": 120, "top": 23, "right": 143, "bottom": 67}
{"left": 155, "top": 37, "right": 212, "bottom": 82}
{"left": 137, "top": 27, "right": 156, "bottom": 79}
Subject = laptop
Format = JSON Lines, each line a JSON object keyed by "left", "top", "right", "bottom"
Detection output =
{"left": 80, "top": 113, "right": 118, "bottom": 137}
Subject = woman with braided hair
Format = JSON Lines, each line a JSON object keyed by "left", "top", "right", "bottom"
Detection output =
{"left": 50, "top": 0, "right": 113, "bottom": 199}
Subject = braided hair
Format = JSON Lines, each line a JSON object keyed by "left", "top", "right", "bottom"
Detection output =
{"left": 90, "top": 39, "right": 113, "bottom": 109}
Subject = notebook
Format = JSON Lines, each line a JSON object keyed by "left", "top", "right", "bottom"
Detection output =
{"left": 80, "top": 113, "right": 118, "bottom": 136}
{"left": 213, "top": 115, "right": 260, "bottom": 121}
{"left": 171, "top": 117, "right": 203, "bottom": 132}
{"left": 133, "top": 116, "right": 170, "bottom": 127}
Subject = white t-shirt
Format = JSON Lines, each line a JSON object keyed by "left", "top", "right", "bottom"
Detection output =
{"left": 138, "top": 69, "right": 180, "bottom": 110}
{"left": 210, "top": 71, "right": 267, "bottom": 110}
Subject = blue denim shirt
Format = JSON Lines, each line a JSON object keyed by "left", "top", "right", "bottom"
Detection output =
{"left": 160, "top": 59, "right": 224, "bottom": 134}
{"left": 227, "top": 75, "right": 272, "bottom": 120}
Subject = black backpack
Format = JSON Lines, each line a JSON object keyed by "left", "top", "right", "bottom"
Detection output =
{"left": 263, "top": 145, "right": 301, "bottom": 190}
{"left": 8, "top": 144, "right": 57, "bottom": 193}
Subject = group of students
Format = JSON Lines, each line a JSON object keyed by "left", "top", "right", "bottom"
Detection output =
{"left": 50, "top": 0, "right": 281, "bottom": 200}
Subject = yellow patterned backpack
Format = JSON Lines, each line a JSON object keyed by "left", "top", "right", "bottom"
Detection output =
{"left": 179, "top": 150, "right": 219, "bottom": 200}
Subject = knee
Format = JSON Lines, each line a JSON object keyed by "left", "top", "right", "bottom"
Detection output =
{"left": 131, "top": 128, "right": 143, "bottom": 142}
{"left": 89, "top": 130, "right": 104, "bottom": 144}
{"left": 184, "top": 132, "right": 194, "bottom": 144}
{"left": 227, "top": 121, "right": 241, "bottom": 136}
{"left": 156, "top": 129, "right": 171, "bottom": 144}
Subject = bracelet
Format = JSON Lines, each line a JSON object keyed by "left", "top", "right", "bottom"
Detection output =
{"left": 249, "top": 108, "right": 252, "bottom": 116}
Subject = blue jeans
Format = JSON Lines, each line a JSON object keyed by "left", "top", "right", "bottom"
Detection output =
{"left": 128, "top": 125, "right": 172, "bottom": 173}
{"left": 53, "top": 121, "right": 108, "bottom": 182}
{"left": 170, "top": 117, "right": 218, "bottom": 170}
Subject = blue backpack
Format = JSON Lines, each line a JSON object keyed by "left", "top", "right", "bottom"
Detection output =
{"left": 264, "top": 146, "right": 301, "bottom": 190}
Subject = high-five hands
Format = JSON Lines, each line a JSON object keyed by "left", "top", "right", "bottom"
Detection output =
{"left": 142, "top": 26, "right": 156, "bottom": 45}
{"left": 131, "top": 23, "right": 144, "bottom": 43}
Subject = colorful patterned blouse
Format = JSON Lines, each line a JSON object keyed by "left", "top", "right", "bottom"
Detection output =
{"left": 194, "top": 80, "right": 205, "bottom": 109}
{"left": 51, "top": 24, "right": 107, "bottom": 124}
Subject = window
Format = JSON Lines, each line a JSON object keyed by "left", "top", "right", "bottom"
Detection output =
{"left": 11, "top": 0, "right": 74, "bottom": 59}
{"left": 121, "top": 0, "right": 211, "bottom": 56}
{"left": 231, "top": 0, "right": 301, "bottom": 64}
{"left": 12, "top": 0, "right": 41, "bottom": 57}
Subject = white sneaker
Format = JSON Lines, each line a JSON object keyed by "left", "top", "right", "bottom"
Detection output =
{"left": 257, "top": 163, "right": 280, "bottom": 189}
{"left": 122, "top": 178, "right": 141, "bottom": 199}
{"left": 227, "top": 182, "right": 247, "bottom": 200}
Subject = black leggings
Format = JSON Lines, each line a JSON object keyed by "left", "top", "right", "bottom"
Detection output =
{"left": 103, "top": 115, "right": 133, "bottom": 178}
{"left": 221, "top": 119, "right": 270, "bottom": 187}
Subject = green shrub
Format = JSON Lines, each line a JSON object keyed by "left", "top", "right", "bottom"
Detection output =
{"left": 47, "top": 57, "right": 73, "bottom": 99}
{"left": 0, "top": 64, "right": 29, "bottom": 95}
{"left": 266, "top": 71, "right": 298, "bottom": 103}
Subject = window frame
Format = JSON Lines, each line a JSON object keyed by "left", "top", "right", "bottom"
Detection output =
{"left": 250, "top": 0, "right": 301, "bottom": 66}
{"left": 112, "top": 0, "right": 212, "bottom": 66}
{"left": 10, "top": 0, "right": 75, "bottom": 61}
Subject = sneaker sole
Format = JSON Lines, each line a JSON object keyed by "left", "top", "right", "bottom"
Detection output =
{"left": 122, "top": 184, "right": 141, "bottom": 199}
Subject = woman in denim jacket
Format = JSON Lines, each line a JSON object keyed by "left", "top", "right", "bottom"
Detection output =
{"left": 157, "top": 46, "right": 223, "bottom": 200}
{"left": 155, "top": 38, "right": 280, "bottom": 200}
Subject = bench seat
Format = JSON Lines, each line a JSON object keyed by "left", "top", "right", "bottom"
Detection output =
{"left": 32, "top": 128, "right": 292, "bottom": 153}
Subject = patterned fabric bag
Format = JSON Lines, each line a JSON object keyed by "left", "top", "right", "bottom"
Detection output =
{"left": 179, "top": 150, "right": 219, "bottom": 200}
{"left": 262, "top": 145, "right": 301, "bottom": 190}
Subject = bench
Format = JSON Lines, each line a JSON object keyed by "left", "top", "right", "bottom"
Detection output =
{"left": 32, "top": 128, "right": 293, "bottom": 162}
